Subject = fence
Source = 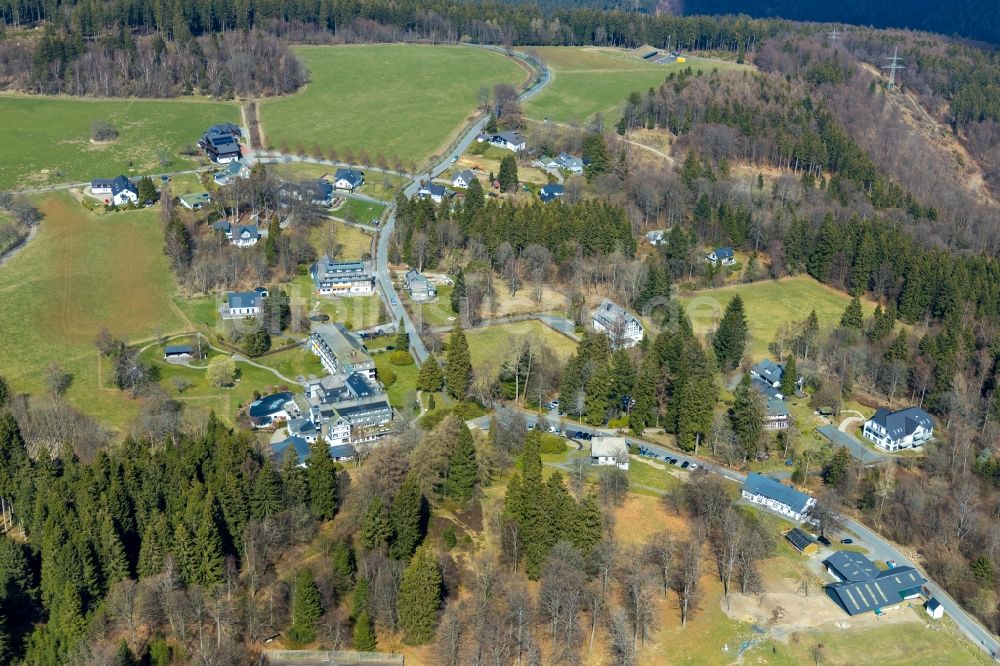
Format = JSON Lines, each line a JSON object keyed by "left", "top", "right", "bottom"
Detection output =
{"left": 259, "top": 650, "right": 404, "bottom": 666}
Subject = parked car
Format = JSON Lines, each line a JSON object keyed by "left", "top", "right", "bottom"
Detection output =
{"left": 689, "top": 463, "right": 699, "bottom": 470}
{"left": 668, "top": 458, "right": 678, "bottom": 465}
{"left": 680, "top": 461, "right": 690, "bottom": 469}
{"left": 390, "top": 297, "right": 398, "bottom": 306}
{"left": 840, "top": 538, "right": 854, "bottom": 545}
{"left": 818, "top": 536, "right": 832, "bottom": 546}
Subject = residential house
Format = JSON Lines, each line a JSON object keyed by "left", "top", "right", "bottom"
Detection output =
{"left": 231, "top": 224, "right": 260, "bottom": 248}
{"left": 537, "top": 152, "right": 584, "bottom": 173}
{"left": 206, "top": 122, "right": 242, "bottom": 139}
{"left": 163, "top": 344, "right": 193, "bottom": 360}
{"left": 213, "top": 160, "right": 250, "bottom": 186}
{"left": 404, "top": 269, "right": 437, "bottom": 302}
{"left": 479, "top": 131, "right": 526, "bottom": 152}
{"left": 248, "top": 392, "right": 298, "bottom": 428}
{"left": 591, "top": 436, "right": 629, "bottom": 470}
{"left": 417, "top": 182, "right": 452, "bottom": 204}
{"left": 785, "top": 528, "right": 819, "bottom": 555}
{"left": 310, "top": 323, "right": 377, "bottom": 380}
{"left": 862, "top": 407, "right": 934, "bottom": 452}
{"left": 333, "top": 168, "right": 365, "bottom": 191}
{"left": 824, "top": 551, "right": 926, "bottom": 616}
{"left": 330, "top": 444, "right": 357, "bottom": 462}
{"left": 91, "top": 176, "right": 138, "bottom": 206}
{"left": 539, "top": 183, "right": 564, "bottom": 203}
{"left": 220, "top": 288, "right": 268, "bottom": 319}
{"left": 452, "top": 169, "right": 477, "bottom": 189}
{"left": 750, "top": 359, "right": 801, "bottom": 401}
{"left": 764, "top": 397, "right": 790, "bottom": 431}
{"left": 310, "top": 257, "right": 374, "bottom": 296}
{"left": 741, "top": 472, "right": 815, "bottom": 522}
{"left": 280, "top": 179, "right": 335, "bottom": 207}
{"left": 178, "top": 192, "right": 212, "bottom": 210}
{"left": 286, "top": 416, "right": 320, "bottom": 444}
{"left": 591, "top": 299, "right": 644, "bottom": 349}
{"left": 645, "top": 229, "right": 669, "bottom": 246}
{"left": 200, "top": 129, "right": 242, "bottom": 163}
{"left": 705, "top": 247, "right": 736, "bottom": 266}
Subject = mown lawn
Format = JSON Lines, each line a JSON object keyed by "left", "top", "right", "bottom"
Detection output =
{"left": 679, "top": 275, "right": 877, "bottom": 361}
{"left": 0, "top": 96, "right": 238, "bottom": 189}
{"left": 336, "top": 198, "right": 386, "bottom": 225}
{"left": 309, "top": 220, "right": 374, "bottom": 260}
{"left": 0, "top": 193, "right": 186, "bottom": 428}
{"left": 524, "top": 46, "right": 747, "bottom": 124}
{"left": 288, "top": 275, "right": 386, "bottom": 330}
{"left": 407, "top": 284, "right": 456, "bottom": 329}
{"left": 465, "top": 321, "right": 577, "bottom": 372}
{"left": 375, "top": 352, "right": 420, "bottom": 410}
{"left": 258, "top": 45, "right": 526, "bottom": 166}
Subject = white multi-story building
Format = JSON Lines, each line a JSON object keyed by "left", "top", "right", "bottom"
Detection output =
{"left": 591, "top": 299, "right": 644, "bottom": 349}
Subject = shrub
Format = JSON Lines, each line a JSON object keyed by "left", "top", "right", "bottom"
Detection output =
{"left": 389, "top": 350, "right": 414, "bottom": 366}
{"left": 91, "top": 120, "right": 119, "bottom": 142}
{"left": 442, "top": 526, "right": 457, "bottom": 550}
{"left": 538, "top": 433, "right": 568, "bottom": 454}
{"left": 379, "top": 366, "right": 397, "bottom": 388}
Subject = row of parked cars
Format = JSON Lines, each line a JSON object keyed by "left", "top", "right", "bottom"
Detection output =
{"left": 638, "top": 445, "right": 698, "bottom": 470}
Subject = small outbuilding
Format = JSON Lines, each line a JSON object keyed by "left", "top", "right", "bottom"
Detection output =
{"left": 785, "top": 528, "right": 819, "bottom": 555}
{"left": 163, "top": 344, "right": 193, "bottom": 360}
{"left": 925, "top": 598, "right": 944, "bottom": 620}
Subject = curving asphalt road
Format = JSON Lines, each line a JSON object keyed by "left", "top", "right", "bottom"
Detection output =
{"left": 375, "top": 46, "right": 552, "bottom": 365}
{"left": 468, "top": 404, "right": 1000, "bottom": 660}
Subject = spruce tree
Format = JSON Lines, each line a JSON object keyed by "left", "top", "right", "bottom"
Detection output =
{"left": 0, "top": 375, "right": 8, "bottom": 407}
{"left": 395, "top": 329, "right": 410, "bottom": 350}
{"left": 582, "top": 133, "right": 611, "bottom": 181}
{"left": 450, "top": 269, "right": 466, "bottom": 314}
{"left": 193, "top": 499, "right": 224, "bottom": 587}
{"left": 136, "top": 176, "right": 157, "bottom": 202}
{"left": 584, "top": 362, "right": 613, "bottom": 425}
{"left": 464, "top": 178, "right": 485, "bottom": 215}
{"left": 353, "top": 610, "right": 377, "bottom": 651}
{"left": 331, "top": 540, "right": 355, "bottom": 594}
{"left": 250, "top": 462, "right": 283, "bottom": 521}
{"left": 361, "top": 497, "right": 393, "bottom": 551}
{"left": 99, "top": 513, "right": 129, "bottom": 587}
{"left": 780, "top": 355, "right": 798, "bottom": 398}
{"left": 713, "top": 295, "right": 748, "bottom": 371}
{"left": 497, "top": 154, "right": 518, "bottom": 191}
{"left": 416, "top": 354, "right": 444, "bottom": 392}
{"left": 840, "top": 295, "right": 864, "bottom": 330}
{"left": 629, "top": 355, "right": 658, "bottom": 435}
{"left": 445, "top": 425, "right": 477, "bottom": 503}
{"left": 352, "top": 577, "right": 369, "bottom": 621}
{"left": 281, "top": 445, "right": 310, "bottom": 507}
{"left": 306, "top": 440, "right": 339, "bottom": 520}
{"left": 288, "top": 568, "right": 323, "bottom": 644}
{"left": 137, "top": 513, "right": 169, "bottom": 578}
{"left": 398, "top": 546, "right": 442, "bottom": 645}
{"left": 568, "top": 495, "right": 603, "bottom": 557}
{"left": 731, "top": 374, "right": 765, "bottom": 462}
{"left": 677, "top": 373, "right": 716, "bottom": 452}
{"left": 445, "top": 326, "right": 472, "bottom": 399}
{"left": 390, "top": 474, "right": 427, "bottom": 560}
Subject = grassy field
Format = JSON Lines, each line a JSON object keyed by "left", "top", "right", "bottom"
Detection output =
{"left": 679, "top": 276, "right": 876, "bottom": 361}
{"left": 466, "top": 321, "right": 577, "bottom": 372}
{"left": 0, "top": 96, "right": 238, "bottom": 190}
{"left": 310, "top": 220, "right": 374, "bottom": 260}
{"left": 258, "top": 45, "right": 526, "bottom": 166}
{"left": 336, "top": 198, "right": 386, "bottom": 225}
{"left": 375, "top": 352, "right": 420, "bottom": 410}
{"left": 289, "top": 275, "right": 386, "bottom": 330}
{"left": 0, "top": 193, "right": 186, "bottom": 427}
{"left": 524, "top": 47, "right": 746, "bottom": 124}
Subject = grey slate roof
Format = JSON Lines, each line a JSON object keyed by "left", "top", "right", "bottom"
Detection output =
{"left": 868, "top": 407, "right": 933, "bottom": 439}
{"left": 713, "top": 246, "right": 735, "bottom": 259}
{"left": 330, "top": 444, "right": 357, "bottom": 460}
{"left": 164, "top": 344, "right": 193, "bottom": 355}
{"left": 767, "top": 397, "right": 789, "bottom": 418}
{"left": 539, "top": 183, "right": 565, "bottom": 202}
{"left": 752, "top": 359, "right": 784, "bottom": 385}
{"left": 271, "top": 435, "right": 310, "bottom": 464}
{"left": 227, "top": 291, "right": 260, "bottom": 309}
{"left": 334, "top": 168, "right": 364, "bottom": 187}
{"left": 825, "top": 551, "right": 880, "bottom": 582}
{"left": 454, "top": 169, "right": 476, "bottom": 184}
{"left": 742, "top": 472, "right": 813, "bottom": 514}
{"left": 248, "top": 392, "right": 293, "bottom": 418}
{"left": 826, "top": 566, "right": 926, "bottom": 616}
{"left": 235, "top": 224, "right": 259, "bottom": 241}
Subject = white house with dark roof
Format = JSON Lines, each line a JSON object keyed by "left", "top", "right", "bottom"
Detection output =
{"left": 214, "top": 160, "right": 250, "bottom": 186}
{"left": 310, "top": 257, "right": 374, "bottom": 296}
{"left": 591, "top": 299, "right": 644, "bottom": 349}
{"left": 220, "top": 288, "right": 268, "bottom": 319}
{"left": 91, "top": 176, "right": 138, "bottom": 206}
{"left": 479, "top": 131, "right": 525, "bottom": 152}
{"left": 417, "top": 182, "right": 451, "bottom": 204}
{"left": 179, "top": 192, "right": 212, "bottom": 210}
{"left": 200, "top": 129, "right": 242, "bottom": 163}
{"left": 333, "top": 168, "right": 365, "bottom": 191}
{"left": 231, "top": 224, "right": 260, "bottom": 248}
{"left": 705, "top": 246, "right": 736, "bottom": 266}
{"left": 539, "top": 183, "right": 564, "bottom": 203}
{"left": 764, "top": 397, "right": 790, "bottom": 430}
{"left": 645, "top": 229, "right": 669, "bottom": 245}
{"left": 741, "top": 473, "right": 815, "bottom": 522}
{"left": 862, "top": 407, "right": 934, "bottom": 452}
{"left": 452, "top": 170, "right": 477, "bottom": 189}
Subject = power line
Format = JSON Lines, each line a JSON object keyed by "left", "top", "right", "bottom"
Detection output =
{"left": 883, "top": 46, "right": 905, "bottom": 91}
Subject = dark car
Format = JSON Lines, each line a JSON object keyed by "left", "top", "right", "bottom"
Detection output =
{"left": 840, "top": 538, "right": 854, "bottom": 545}
{"left": 818, "top": 536, "right": 832, "bottom": 546}
{"left": 668, "top": 458, "right": 678, "bottom": 465}
{"left": 680, "top": 461, "right": 690, "bottom": 469}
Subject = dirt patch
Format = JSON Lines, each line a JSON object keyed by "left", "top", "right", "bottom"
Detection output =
{"left": 612, "top": 493, "right": 689, "bottom": 546}
{"left": 722, "top": 558, "right": 921, "bottom": 639}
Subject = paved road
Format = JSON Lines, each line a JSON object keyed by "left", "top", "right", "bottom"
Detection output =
{"left": 469, "top": 402, "right": 1000, "bottom": 660}
{"left": 376, "top": 46, "right": 552, "bottom": 365}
